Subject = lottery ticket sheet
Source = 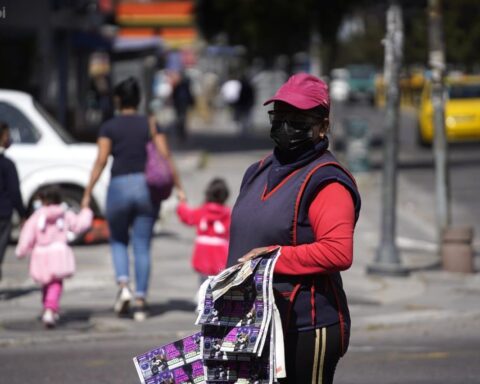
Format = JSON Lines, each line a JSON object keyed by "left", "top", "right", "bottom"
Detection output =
{"left": 133, "top": 248, "right": 285, "bottom": 384}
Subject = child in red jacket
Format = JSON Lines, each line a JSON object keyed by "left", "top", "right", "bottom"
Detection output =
{"left": 177, "top": 178, "right": 231, "bottom": 282}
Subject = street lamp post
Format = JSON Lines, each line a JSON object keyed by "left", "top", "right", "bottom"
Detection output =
{"left": 428, "top": 0, "right": 451, "bottom": 242}
{"left": 368, "top": 1, "right": 409, "bottom": 276}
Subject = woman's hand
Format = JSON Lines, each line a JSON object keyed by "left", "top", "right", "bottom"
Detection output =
{"left": 81, "top": 193, "right": 91, "bottom": 209}
{"left": 176, "top": 188, "right": 187, "bottom": 202}
{"left": 238, "top": 246, "right": 278, "bottom": 263}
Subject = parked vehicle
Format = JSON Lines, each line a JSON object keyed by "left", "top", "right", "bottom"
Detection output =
{"left": 329, "top": 68, "right": 351, "bottom": 102}
{"left": 0, "top": 89, "right": 109, "bottom": 217}
{"left": 347, "top": 64, "right": 376, "bottom": 104}
{"left": 418, "top": 75, "right": 480, "bottom": 145}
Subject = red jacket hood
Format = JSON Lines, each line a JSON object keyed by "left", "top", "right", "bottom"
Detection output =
{"left": 202, "top": 202, "right": 230, "bottom": 222}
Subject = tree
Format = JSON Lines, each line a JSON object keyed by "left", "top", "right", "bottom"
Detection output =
{"left": 194, "top": 0, "right": 362, "bottom": 70}
{"left": 443, "top": 0, "right": 480, "bottom": 71}
{"left": 196, "top": 0, "right": 480, "bottom": 72}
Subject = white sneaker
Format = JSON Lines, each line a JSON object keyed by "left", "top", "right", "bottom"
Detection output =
{"left": 133, "top": 301, "right": 148, "bottom": 322}
{"left": 114, "top": 286, "right": 132, "bottom": 315}
{"left": 42, "top": 309, "right": 56, "bottom": 328}
{"left": 133, "top": 308, "right": 147, "bottom": 322}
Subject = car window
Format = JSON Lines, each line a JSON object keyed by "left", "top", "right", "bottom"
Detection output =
{"left": 349, "top": 66, "right": 375, "bottom": 79}
{"left": 448, "top": 84, "right": 480, "bottom": 99}
{"left": 34, "top": 101, "right": 75, "bottom": 144}
{"left": 0, "top": 101, "right": 41, "bottom": 143}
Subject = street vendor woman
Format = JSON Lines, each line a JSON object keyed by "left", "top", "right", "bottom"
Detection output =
{"left": 227, "top": 73, "right": 361, "bottom": 384}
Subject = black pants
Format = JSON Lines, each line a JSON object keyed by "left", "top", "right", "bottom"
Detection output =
{"left": 279, "top": 323, "right": 343, "bottom": 384}
{"left": 0, "top": 217, "right": 12, "bottom": 280}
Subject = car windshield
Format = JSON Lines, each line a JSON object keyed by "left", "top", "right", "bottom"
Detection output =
{"left": 448, "top": 83, "right": 480, "bottom": 99}
{"left": 349, "top": 67, "right": 374, "bottom": 79}
{"left": 34, "top": 101, "right": 76, "bottom": 144}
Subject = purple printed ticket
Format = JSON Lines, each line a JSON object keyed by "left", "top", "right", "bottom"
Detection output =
{"left": 144, "top": 360, "right": 205, "bottom": 384}
{"left": 133, "top": 333, "right": 202, "bottom": 383}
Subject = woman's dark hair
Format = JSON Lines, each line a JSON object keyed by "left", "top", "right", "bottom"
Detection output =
{"left": 309, "top": 105, "right": 329, "bottom": 120}
{"left": 40, "top": 186, "right": 62, "bottom": 205}
{"left": 205, "top": 178, "right": 229, "bottom": 204}
{"left": 114, "top": 77, "right": 140, "bottom": 109}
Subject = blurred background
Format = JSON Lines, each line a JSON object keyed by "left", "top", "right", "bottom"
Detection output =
{"left": 1, "top": 1, "right": 480, "bottom": 383}
{"left": 1, "top": 0, "right": 479, "bottom": 141}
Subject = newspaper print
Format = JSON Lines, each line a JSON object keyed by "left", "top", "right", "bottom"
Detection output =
{"left": 202, "top": 326, "right": 251, "bottom": 362}
{"left": 196, "top": 258, "right": 263, "bottom": 327}
{"left": 134, "top": 249, "right": 282, "bottom": 384}
{"left": 254, "top": 258, "right": 273, "bottom": 355}
{"left": 200, "top": 256, "right": 276, "bottom": 356}
{"left": 197, "top": 274, "right": 265, "bottom": 328}
{"left": 144, "top": 360, "right": 205, "bottom": 384}
{"left": 209, "top": 257, "right": 263, "bottom": 302}
{"left": 205, "top": 360, "right": 270, "bottom": 383}
{"left": 205, "top": 331, "right": 272, "bottom": 383}
{"left": 133, "top": 333, "right": 202, "bottom": 383}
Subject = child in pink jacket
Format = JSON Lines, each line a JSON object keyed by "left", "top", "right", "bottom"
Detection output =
{"left": 16, "top": 187, "right": 93, "bottom": 328}
{"left": 177, "top": 178, "right": 231, "bottom": 283}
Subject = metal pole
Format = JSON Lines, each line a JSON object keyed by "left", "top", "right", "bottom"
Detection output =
{"left": 368, "top": 1, "right": 408, "bottom": 276}
{"left": 309, "top": 26, "right": 322, "bottom": 78}
{"left": 428, "top": 0, "right": 451, "bottom": 244}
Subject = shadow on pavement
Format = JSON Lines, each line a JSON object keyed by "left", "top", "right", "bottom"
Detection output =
{"left": 148, "top": 299, "right": 196, "bottom": 317}
{"left": 0, "top": 286, "right": 40, "bottom": 301}
{"left": 3, "top": 309, "right": 95, "bottom": 332}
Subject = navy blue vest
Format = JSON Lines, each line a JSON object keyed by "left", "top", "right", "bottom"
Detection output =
{"left": 227, "top": 150, "right": 361, "bottom": 348}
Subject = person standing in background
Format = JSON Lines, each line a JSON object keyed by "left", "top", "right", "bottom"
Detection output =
{"left": 16, "top": 187, "right": 93, "bottom": 328}
{"left": 177, "top": 178, "right": 231, "bottom": 284}
{"left": 0, "top": 122, "right": 27, "bottom": 281}
{"left": 233, "top": 75, "right": 255, "bottom": 137}
{"left": 172, "top": 71, "right": 195, "bottom": 142}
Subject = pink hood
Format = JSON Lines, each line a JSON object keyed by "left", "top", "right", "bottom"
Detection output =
{"left": 37, "top": 205, "right": 68, "bottom": 231}
{"left": 16, "top": 206, "right": 93, "bottom": 257}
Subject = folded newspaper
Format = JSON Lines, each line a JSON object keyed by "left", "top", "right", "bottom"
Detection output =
{"left": 133, "top": 248, "right": 285, "bottom": 384}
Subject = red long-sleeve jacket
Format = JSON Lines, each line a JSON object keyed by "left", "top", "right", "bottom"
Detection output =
{"left": 274, "top": 182, "right": 355, "bottom": 275}
{"left": 177, "top": 202, "right": 231, "bottom": 276}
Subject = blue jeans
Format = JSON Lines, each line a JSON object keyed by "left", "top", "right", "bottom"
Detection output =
{"left": 106, "top": 173, "right": 160, "bottom": 298}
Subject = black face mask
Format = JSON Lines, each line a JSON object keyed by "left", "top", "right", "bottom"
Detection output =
{"left": 270, "top": 120, "right": 314, "bottom": 152}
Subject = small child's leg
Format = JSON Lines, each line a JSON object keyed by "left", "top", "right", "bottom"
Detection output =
{"left": 43, "top": 279, "right": 63, "bottom": 313}
{"left": 41, "top": 280, "right": 63, "bottom": 327}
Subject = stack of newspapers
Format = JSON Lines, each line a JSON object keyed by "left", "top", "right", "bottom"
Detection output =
{"left": 133, "top": 248, "right": 285, "bottom": 384}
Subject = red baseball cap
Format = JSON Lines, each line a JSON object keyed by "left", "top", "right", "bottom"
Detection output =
{"left": 263, "top": 73, "right": 330, "bottom": 110}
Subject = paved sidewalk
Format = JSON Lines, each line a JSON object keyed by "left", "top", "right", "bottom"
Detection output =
{"left": 0, "top": 137, "right": 479, "bottom": 348}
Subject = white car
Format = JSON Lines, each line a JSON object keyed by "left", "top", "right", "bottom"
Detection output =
{"left": 329, "top": 68, "right": 351, "bottom": 102}
{"left": 0, "top": 90, "right": 109, "bottom": 216}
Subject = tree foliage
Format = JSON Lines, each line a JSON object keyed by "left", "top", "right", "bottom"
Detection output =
{"left": 443, "top": 0, "right": 480, "bottom": 71}
{"left": 194, "top": 0, "right": 363, "bottom": 67}
{"left": 195, "top": 0, "right": 480, "bottom": 72}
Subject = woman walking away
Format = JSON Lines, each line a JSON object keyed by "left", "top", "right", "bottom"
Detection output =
{"left": 177, "top": 178, "right": 231, "bottom": 284}
{"left": 228, "top": 73, "right": 361, "bottom": 383}
{"left": 81, "top": 77, "right": 186, "bottom": 321}
{"left": 16, "top": 187, "right": 93, "bottom": 328}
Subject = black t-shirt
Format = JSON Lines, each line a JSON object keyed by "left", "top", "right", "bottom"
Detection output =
{"left": 0, "top": 154, "right": 27, "bottom": 218}
{"left": 99, "top": 114, "right": 163, "bottom": 177}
